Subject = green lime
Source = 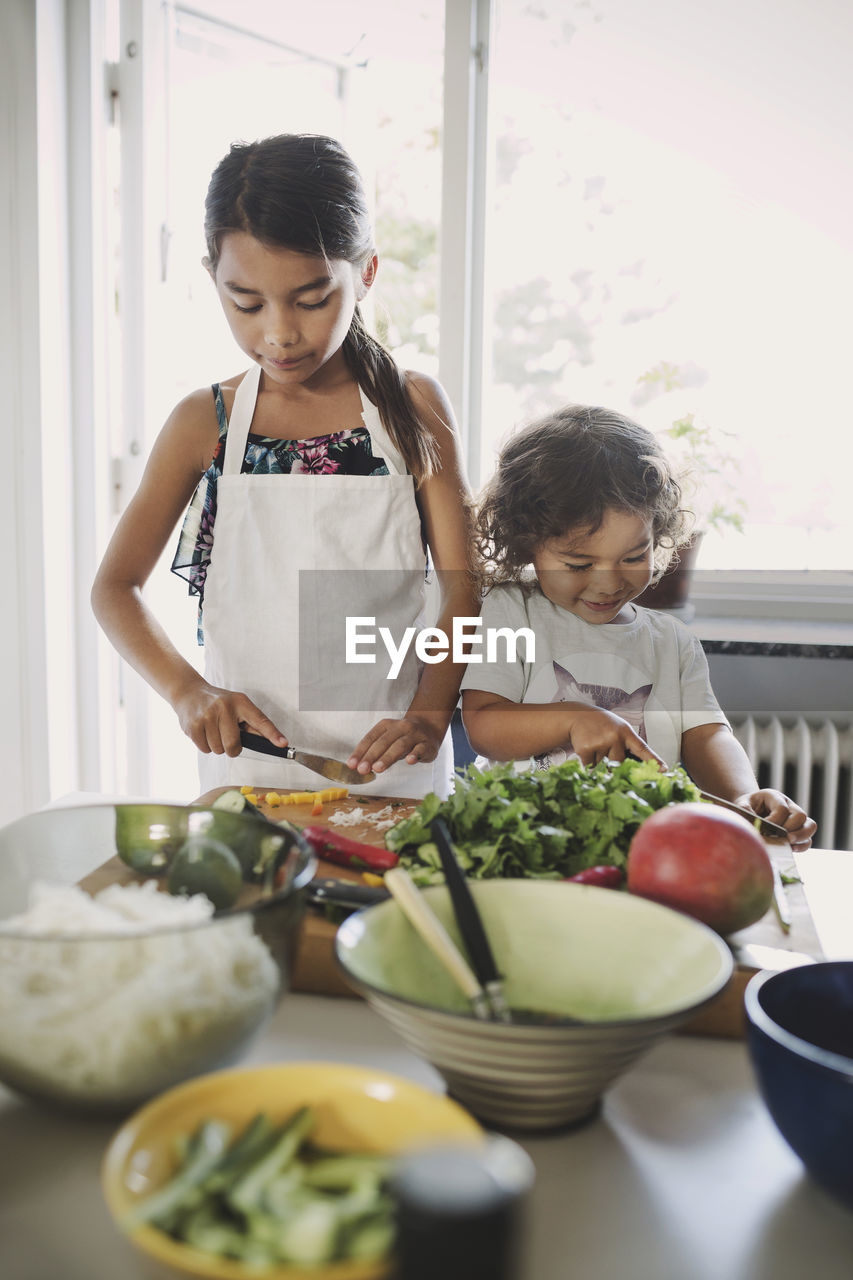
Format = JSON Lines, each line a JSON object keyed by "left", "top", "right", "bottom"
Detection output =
{"left": 191, "top": 809, "right": 279, "bottom": 880}
{"left": 167, "top": 837, "right": 244, "bottom": 910}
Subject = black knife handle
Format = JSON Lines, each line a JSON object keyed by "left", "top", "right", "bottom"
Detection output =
{"left": 430, "top": 817, "right": 502, "bottom": 987}
{"left": 308, "top": 878, "right": 389, "bottom": 909}
{"left": 240, "top": 730, "right": 293, "bottom": 760}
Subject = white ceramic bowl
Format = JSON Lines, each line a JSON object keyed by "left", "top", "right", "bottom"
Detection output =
{"left": 336, "top": 880, "right": 733, "bottom": 1130}
{"left": 0, "top": 802, "right": 314, "bottom": 1112}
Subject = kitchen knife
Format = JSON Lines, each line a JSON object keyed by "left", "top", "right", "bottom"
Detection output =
{"left": 307, "top": 877, "right": 390, "bottom": 911}
{"left": 239, "top": 731, "right": 375, "bottom": 784}
{"left": 698, "top": 789, "right": 788, "bottom": 841}
{"left": 770, "top": 860, "right": 792, "bottom": 933}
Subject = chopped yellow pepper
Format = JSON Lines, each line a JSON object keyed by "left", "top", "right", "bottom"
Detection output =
{"left": 277, "top": 787, "right": 350, "bottom": 807}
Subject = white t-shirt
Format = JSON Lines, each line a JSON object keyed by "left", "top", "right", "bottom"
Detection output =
{"left": 460, "top": 581, "right": 728, "bottom": 769}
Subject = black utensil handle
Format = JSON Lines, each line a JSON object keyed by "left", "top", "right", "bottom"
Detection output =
{"left": 308, "top": 878, "right": 389, "bottom": 909}
{"left": 430, "top": 817, "right": 502, "bottom": 987}
{"left": 240, "top": 730, "right": 292, "bottom": 760}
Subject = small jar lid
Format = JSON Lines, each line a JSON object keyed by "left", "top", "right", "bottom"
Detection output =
{"left": 391, "top": 1136, "right": 535, "bottom": 1280}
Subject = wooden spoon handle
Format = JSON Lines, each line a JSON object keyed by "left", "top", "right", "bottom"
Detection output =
{"left": 384, "top": 868, "right": 490, "bottom": 1017}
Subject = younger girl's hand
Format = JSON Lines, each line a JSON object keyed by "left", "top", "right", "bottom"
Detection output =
{"left": 564, "top": 705, "right": 665, "bottom": 769}
{"left": 347, "top": 714, "right": 447, "bottom": 776}
{"left": 174, "top": 681, "right": 287, "bottom": 757}
{"left": 736, "top": 788, "right": 817, "bottom": 851}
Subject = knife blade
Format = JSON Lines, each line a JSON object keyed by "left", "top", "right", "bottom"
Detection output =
{"left": 698, "top": 789, "right": 788, "bottom": 841}
{"left": 770, "top": 859, "right": 792, "bottom": 933}
{"left": 239, "top": 731, "right": 375, "bottom": 784}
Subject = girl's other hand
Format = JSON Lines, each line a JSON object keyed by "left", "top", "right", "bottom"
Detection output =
{"left": 736, "top": 788, "right": 817, "bottom": 851}
{"left": 565, "top": 705, "right": 665, "bottom": 769}
{"left": 174, "top": 681, "right": 288, "bottom": 757}
{"left": 347, "top": 714, "right": 446, "bottom": 776}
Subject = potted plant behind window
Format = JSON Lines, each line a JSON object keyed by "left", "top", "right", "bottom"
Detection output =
{"left": 633, "top": 363, "right": 747, "bottom": 614}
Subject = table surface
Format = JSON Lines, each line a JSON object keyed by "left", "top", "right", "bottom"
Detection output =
{"left": 2, "top": 989, "right": 853, "bottom": 1280}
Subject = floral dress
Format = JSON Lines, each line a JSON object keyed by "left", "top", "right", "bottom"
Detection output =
{"left": 171, "top": 383, "right": 390, "bottom": 643}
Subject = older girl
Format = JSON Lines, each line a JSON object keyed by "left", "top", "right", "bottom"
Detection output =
{"left": 93, "top": 134, "right": 476, "bottom": 798}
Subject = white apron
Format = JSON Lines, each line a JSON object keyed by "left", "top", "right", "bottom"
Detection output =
{"left": 198, "top": 364, "right": 453, "bottom": 799}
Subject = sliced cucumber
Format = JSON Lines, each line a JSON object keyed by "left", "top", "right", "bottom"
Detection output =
{"left": 227, "top": 1107, "right": 315, "bottom": 1215}
{"left": 124, "top": 1120, "right": 231, "bottom": 1228}
{"left": 343, "top": 1214, "right": 396, "bottom": 1262}
{"left": 212, "top": 789, "right": 262, "bottom": 816}
{"left": 303, "top": 1154, "right": 391, "bottom": 1191}
{"left": 129, "top": 1110, "right": 395, "bottom": 1270}
{"left": 273, "top": 1198, "right": 341, "bottom": 1266}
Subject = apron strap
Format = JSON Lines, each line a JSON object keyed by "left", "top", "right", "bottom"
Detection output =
{"left": 358, "top": 386, "right": 409, "bottom": 476}
{"left": 221, "top": 365, "right": 409, "bottom": 477}
{"left": 221, "top": 365, "right": 262, "bottom": 477}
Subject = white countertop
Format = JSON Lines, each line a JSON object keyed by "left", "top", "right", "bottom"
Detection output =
{"left": 2, "top": 992, "right": 853, "bottom": 1280}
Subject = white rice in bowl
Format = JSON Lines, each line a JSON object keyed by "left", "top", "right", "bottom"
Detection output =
{"left": 0, "top": 880, "right": 280, "bottom": 1108}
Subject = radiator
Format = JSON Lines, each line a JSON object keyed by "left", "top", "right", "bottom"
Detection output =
{"left": 731, "top": 716, "right": 853, "bottom": 851}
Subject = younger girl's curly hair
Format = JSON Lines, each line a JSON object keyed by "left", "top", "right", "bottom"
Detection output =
{"left": 475, "top": 404, "right": 692, "bottom": 590}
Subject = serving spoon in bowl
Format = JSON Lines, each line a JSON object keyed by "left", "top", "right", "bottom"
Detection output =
{"left": 429, "top": 818, "right": 578, "bottom": 1026}
{"left": 383, "top": 866, "right": 495, "bottom": 1020}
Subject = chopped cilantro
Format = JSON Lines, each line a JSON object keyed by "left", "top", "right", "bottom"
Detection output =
{"left": 385, "top": 758, "right": 701, "bottom": 885}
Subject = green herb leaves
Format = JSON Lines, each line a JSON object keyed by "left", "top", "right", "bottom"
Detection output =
{"left": 385, "top": 758, "right": 701, "bottom": 885}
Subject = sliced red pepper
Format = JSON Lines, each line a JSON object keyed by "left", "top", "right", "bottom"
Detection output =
{"left": 300, "top": 826, "right": 400, "bottom": 873}
{"left": 565, "top": 865, "right": 624, "bottom": 889}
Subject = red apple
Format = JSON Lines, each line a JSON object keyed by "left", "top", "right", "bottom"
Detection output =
{"left": 627, "top": 802, "right": 774, "bottom": 935}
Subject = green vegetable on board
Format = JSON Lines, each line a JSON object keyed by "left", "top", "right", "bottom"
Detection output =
{"left": 212, "top": 789, "right": 264, "bottom": 817}
{"left": 124, "top": 1108, "right": 394, "bottom": 1269}
{"left": 385, "top": 757, "right": 702, "bottom": 886}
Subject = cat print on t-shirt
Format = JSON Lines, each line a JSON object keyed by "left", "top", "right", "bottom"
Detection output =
{"left": 534, "top": 661, "right": 653, "bottom": 770}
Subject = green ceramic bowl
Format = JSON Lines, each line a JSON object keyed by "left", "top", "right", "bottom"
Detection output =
{"left": 337, "top": 880, "right": 733, "bottom": 1130}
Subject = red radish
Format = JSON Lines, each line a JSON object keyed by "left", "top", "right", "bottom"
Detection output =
{"left": 626, "top": 802, "right": 774, "bottom": 935}
{"left": 565, "top": 866, "right": 624, "bottom": 889}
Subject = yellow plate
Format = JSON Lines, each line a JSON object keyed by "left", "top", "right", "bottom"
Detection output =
{"left": 101, "top": 1061, "right": 483, "bottom": 1280}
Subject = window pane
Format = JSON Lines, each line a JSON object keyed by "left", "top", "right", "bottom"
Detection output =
{"left": 484, "top": 0, "right": 853, "bottom": 569}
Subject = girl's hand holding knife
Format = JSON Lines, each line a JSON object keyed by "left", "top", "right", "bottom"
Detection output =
{"left": 175, "top": 680, "right": 288, "bottom": 758}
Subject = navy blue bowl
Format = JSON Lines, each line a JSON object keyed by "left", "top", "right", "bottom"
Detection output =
{"left": 745, "top": 961, "right": 853, "bottom": 1210}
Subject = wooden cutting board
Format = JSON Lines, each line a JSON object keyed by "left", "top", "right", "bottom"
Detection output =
{"left": 194, "top": 786, "right": 824, "bottom": 1037}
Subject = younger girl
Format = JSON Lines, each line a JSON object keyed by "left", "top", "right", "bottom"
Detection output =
{"left": 92, "top": 134, "right": 476, "bottom": 798}
{"left": 461, "top": 405, "right": 815, "bottom": 849}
